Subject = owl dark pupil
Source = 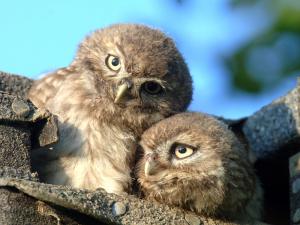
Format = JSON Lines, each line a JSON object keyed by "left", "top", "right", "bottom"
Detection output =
{"left": 143, "top": 81, "right": 162, "bottom": 95}
{"left": 147, "top": 83, "right": 158, "bottom": 91}
{"left": 112, "top": 57, "right": 119, "bottom": 66}
{"left": 178, "top": 147, "right": 186, "bottom": 154}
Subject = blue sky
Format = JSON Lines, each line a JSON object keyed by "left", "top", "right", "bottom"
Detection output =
{"left": 0, "top": 0, "right": 296, "bottom": 118}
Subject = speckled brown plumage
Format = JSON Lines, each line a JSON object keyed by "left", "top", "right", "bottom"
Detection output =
{"left": 28, "top": 24, "right": 192, "bottom": 194}
{"left": 136, "top": 112, "right": 263, "bottom": 222}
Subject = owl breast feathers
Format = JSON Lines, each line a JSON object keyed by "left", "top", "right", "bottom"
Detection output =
{"left": 136, "top": 112, "right": 263, "bottom": 222}
{"left": 28, "top": 24, "right": 192, "bottom": 194}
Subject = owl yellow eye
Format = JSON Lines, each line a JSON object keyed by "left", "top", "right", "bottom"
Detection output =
{"left": 106, "top": 55, "right": 121, "bottom": 71}
{"left": 142, "top": 81, "right": 163, "bottom": 95}
{"left": 174, "top": 145, "right": 194, "bottom": 159}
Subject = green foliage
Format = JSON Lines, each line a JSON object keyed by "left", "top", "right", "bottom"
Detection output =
{"left": 226, "top": 0, "right": 300, "bottom": 93}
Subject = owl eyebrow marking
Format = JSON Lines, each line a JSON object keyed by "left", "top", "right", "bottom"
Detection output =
{"left": 106, "top": 53, "right": 119, "bottom": 58}
{"left": 115, "top": 43, "right": 126, "bottom": 58}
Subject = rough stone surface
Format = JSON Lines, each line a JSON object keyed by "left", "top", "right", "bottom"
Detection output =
{"left": 36, "top": 114, "right": 60, "bottom": 147}
{"left": 0, "top": 187, "right": 59, "bottom": 225}
{"left": 0, "top": 71, "right": 32, "bottom": 97}
{"left": 0, "top": 93, "right": 33, "bottom": 173}
{"left": 243, "top": 80, "right": 300, "bottom": 158}
{"left": 292, "top": 178, "right": 300, "bottom": 194}
{"left": 293, "top": 208, "right": 300, "bottom": 223}
{"left": 0, "top": 92, "right": 36, "bottom": 122}
{"left": 0, "top": 167, "right": 39, "bottom": 181}
{"left": 290, "top": 152, "right": 300, "bottom": 178}
{"left": 0, "top": 184, "right": 102, "bottom": 225}
{"left": 0, "top": 124, "right": 31, "bottom": 171}
{"left": 290, "top": 152, "right": 300, "bottom": 225}
{"left": 12, "top": 98, "right": 31, "bottom": 118}
{"left": 112, "top": 202, "right": 127, "bottom": 216}
{"left": 185, "top": 213, "right": 203, "bottom": 225}
{"left": 0, "top": 177, "right": 239, "bottom": 225}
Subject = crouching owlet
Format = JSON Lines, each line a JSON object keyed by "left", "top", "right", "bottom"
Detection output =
{"left": 28, "top": 24, "right": 192, "bottom": 194}
{"left": 137, "top": 112, "right": 263, "bottom": 222}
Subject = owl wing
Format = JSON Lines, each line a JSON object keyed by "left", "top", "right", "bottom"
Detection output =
{"left": 27, "top": 67, "right": 73, "bottom": 109}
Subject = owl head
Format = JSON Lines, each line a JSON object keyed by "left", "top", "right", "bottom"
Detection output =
{"left": 136, "top": 112, "right": 260, "bottom": 220}
{"left": 72, "top": 24, "right": 192, "bottom": 117}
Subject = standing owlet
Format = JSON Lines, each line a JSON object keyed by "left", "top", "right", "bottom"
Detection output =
{"left": 28, "top": 24, "right": 192, "bottom": 194}
{"left": 137, "top": 112, "right": 263, "bottom": 222}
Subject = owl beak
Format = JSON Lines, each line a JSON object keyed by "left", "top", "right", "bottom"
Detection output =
{"left": 114, "top": 79, "right": 132, "bottom": 104}
{"left": 144, "top": 153, "right": 158, "bottom": 177}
